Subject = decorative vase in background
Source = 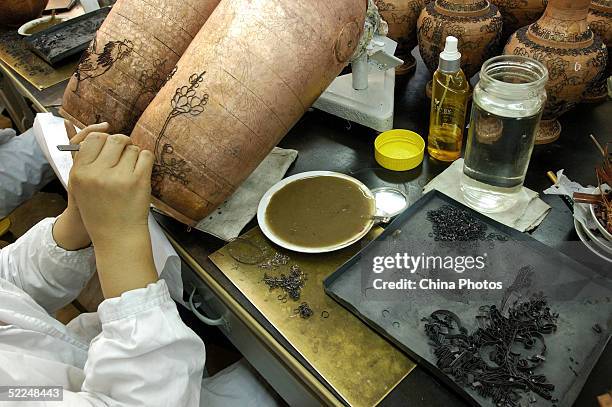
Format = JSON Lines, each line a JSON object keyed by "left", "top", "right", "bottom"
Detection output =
{"left": 375, "top": 0, "right": 426, "bottom": 76}
{"left": 0, "top": 0, "right": 49, "bottom": 27}
{"left": 504, "top": 0, "right": 608, "bottom": 144}
{"left": 584, "top": 0, "right": 611, "bottom": 102}
{"left": 490, "top": 0, "right": 547, "bottom": 41}
{"left": 417, "top": 0, "right": 503, "bottom": 96}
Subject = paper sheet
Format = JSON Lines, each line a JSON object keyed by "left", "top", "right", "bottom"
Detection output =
{"left": 195, "top": 147, "right": 298, "bottom": 241}
{"left": 33, "top": 113, "right": 74, "bottom": 188}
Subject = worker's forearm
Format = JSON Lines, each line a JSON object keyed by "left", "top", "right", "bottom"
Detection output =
{"left": 53, "top": 209, "right": 91, "bottom": 251}
{"left": 93, "top": 227, "right": 158, "bottom": 299}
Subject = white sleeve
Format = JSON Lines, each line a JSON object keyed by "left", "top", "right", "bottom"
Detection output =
{"left": 0, "top": 217, "right": 95, "bottom": 313}
{"left": 61, "top": 280, "right": 204, "bottom": 407}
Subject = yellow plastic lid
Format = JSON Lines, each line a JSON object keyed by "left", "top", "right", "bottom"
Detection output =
{"left": 374, "top": 129, "right": 425, "bottom": 171}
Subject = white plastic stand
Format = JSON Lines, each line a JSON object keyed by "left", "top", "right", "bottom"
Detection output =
{"left": 313, "top": 36, "right": 401, "bottom": 132}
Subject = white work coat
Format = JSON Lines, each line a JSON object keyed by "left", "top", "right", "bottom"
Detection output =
{"left": 0, "top": 128, "right": 55, "bottom": 218}
{"left": 0, "top": 218, "right": 278, "bottom": 406}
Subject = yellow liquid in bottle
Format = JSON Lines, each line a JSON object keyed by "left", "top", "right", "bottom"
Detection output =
{"left": 428, "top": 69, "right": 470, "bottom": 162}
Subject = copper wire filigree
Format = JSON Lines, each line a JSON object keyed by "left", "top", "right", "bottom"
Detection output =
{"left": 152, "top": 71, "right": 209, "bottom": 196}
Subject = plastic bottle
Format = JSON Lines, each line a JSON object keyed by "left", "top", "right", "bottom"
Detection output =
{"left": 427, "top": 36, "right": 470, "bottom": 162}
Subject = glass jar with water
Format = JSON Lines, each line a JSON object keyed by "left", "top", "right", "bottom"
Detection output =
{"left": 461, "top": 56, "right": 548, "bottom": 213}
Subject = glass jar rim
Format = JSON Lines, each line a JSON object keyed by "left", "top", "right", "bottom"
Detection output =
{"left": 479, "top": 55, "right": 549, "bottom": 90}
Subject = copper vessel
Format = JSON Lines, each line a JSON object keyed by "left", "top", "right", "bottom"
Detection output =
{"left": 490, "top": 0, "right": 547, "bottom": 41}
{"left": 585, "top": 0, "right": 611, "bottom": 102}
{"left": 60, "top": 0, "right": 220, "bottom": 134}
{"left": 130, "top": 0, "right": 367, "bottom": 224}
{"left": 0, "top": 0, "right": 49, "bottom": 27}
{"left": 417, "top": 0, "right": 503, "bottom": 96}
{"left": 375, "top": 0, "right": 426, "bottom": 75}
{"left": 505, "top": 0, "right": 608, "bottom": 143}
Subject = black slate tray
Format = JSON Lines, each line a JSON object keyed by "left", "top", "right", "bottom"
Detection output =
{"left": 25, "top": 7, "right": 110, "bottom": 66}
{"left": 324, "top": 190, "right": 611, "bottom": 407}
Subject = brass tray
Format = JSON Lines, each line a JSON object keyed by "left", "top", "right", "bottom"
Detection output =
{"left": 0, "top": 29, "right": 76, "bottom": 90}
{"left": 209, "top": 227, "right": 416, "bottom": 407}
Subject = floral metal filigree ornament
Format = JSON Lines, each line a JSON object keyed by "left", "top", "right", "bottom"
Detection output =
{"left": 152, "top": 71, "right": 209, "bottom": 196}
{"left": 423, "top": 296, "right": 559, "bottom": 406}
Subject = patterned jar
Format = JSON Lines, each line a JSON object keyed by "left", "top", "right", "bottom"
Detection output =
{"left": 584, "top": 0, "right": 612, "bottom": 102}
{"left": 490, "top": 0, "right": 547, "bottom": 41}
{"left": 375, "top": 0, "right": 426, "bottom": 76}
{"left": 417, "top": 0, "right": 503, "bottom": 96}
{"left": 504, "top": 0, "right": 608, "bottom": 143}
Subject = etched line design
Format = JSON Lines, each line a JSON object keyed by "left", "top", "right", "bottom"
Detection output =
{"left": 152, "top": 71, "right": 209, "bottom": 197}
{"left": 73, "top": 35, "right": 134, "bottom": 92}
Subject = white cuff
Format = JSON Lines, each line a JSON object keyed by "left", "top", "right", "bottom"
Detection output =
{"left": 43, "top": 217, "right": 95, "bottom": 264}
{"left": 98, "top": 279, "right": 173, "bottom": 323}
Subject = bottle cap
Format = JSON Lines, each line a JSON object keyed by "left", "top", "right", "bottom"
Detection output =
{"left": 374, "top": 129, "right": 425, "bottom": 171}
{"left": 439, "top": 36, "right": 461, "bottom": 73}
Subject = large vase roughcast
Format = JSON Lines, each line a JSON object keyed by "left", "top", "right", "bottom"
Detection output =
{"left": 131, "top": 0, "right": 366, "bottom": 225}
{"left": 504, "top": 0, "right": 608, "bottom": 144}
{"left": 60, "top": 0, "right": 220, "bottom": 134}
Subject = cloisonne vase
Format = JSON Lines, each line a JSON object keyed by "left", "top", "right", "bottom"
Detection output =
{"left": 584, "top": 0, "right": 611, "bottom": 102}
{"left": 375, "top": 0, "right": 426, "bottom": 76}
{"left": 490, "top": 0, "right": 547, "bottom": 41}
{"left": 504, "top": 0, "right": 608, "bottom": 144}
{"left": 417, "top": 0, "right": 503, "bottom": 96}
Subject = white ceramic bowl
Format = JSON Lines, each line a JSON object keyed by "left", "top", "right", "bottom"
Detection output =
{"left": 257, "top": 171, "right": 376, "bottom": 253}
{"left": 590, "top": 198, "right": 612, "bottom": 242}
{"left": 574, "top": 218, "right": 612, "bottom": 263}
{"left": 581, "top": 216, "right": 612, "bottom": 255}
{"left": 18, "top": 15, "right": 65, "bottom": 36}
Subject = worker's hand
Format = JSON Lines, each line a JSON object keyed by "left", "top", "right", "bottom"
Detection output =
{"left": 69, "top": 132, "right": 158, "bottom": 298}
{"left": 69, "top": 132, "right": 154, "bottom": 246}
{"left": 64, "top": 120, "right": 109, "bottom": 151}
{"left": 52, "top": 121, "right": 110, "bottom": 251}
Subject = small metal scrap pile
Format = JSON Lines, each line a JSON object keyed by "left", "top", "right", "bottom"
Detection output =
{"left": 426, "top": 205, "right": 508, "bottom": 242}
{"left": 423, "top": 297, "right": 559, "bottom": 407}
{"left": 263, "top": 264, "right": 308, "bottom": 302}
{"left": 295, "top": 302, "right": 314, "bottom": 319}
{"left": 259, "top": 252, "right": 320, "bottom": 319}
{"left": 259, "top": 252, "right": 290, "bottom": 269}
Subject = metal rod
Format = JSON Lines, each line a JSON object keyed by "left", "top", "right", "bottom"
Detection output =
{"left": 589, "top": 134, "right": 605, "bottom": 157}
